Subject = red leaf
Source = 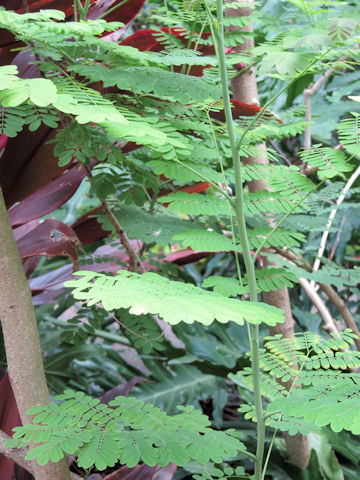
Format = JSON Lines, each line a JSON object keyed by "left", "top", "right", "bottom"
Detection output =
{"left": 15, "top": 218, "right": 80, "bottom": 263}
{"left": 72, "top": 207, "right": 111, "bottom": 245}
{"left": 0, "top": 127, "right": 67, "bottom": 207}
{"left": 8, "top": 164, "right": 85, "bottom": 227}
{"left": 102, "top": 463, "right": 177, "bottom": 480}
{"left": 179, "top": 182, "right": 210, "bottom": 194}
{"left": 0, "top": 134, "right": 7, "bottom": 152}
{"left": 163, "top": 248, "right": 214, "bottom": 265}
{"left": 88, "top": 0, "right": 146, "bottom": 24}
{"left": 120, "top": 28, "right": 233, "bottom": 76}
{"left": 159, "top": 182, "right": 210, "bottom": 206}
{"left": 0, "top": 373, "right": 23, "bottom": 480}
{"left": 210, "top": 99, "right": 281, "bottom": 123}
{"left": 99, "top": 377, "right": 149, "bottom": 405}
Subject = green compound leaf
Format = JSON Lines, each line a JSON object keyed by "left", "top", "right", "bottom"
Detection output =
{"left": 70, "top": 64, "right": 222, "bottom": 104}
{"left": 158, "top": 192, "right": 232, "bottom": 216}
{"left": 27, "top": 78, "right": 58, "bottom": 107}
{"left": 173, "top": 229, "right": 242, "bottom": 252}
{"left": 300, "top": 145, "right": 354, "bottom": 179}
{"left": 98, "top": 205, "right": 205, "bottom": 247}
{"left": 9, "top": 390, "right": 246, "bottom": 470}
{"left": 0, "top": 65, "right": 21, "bottom": 90}
{"left": 0, "top": 78, "right": 58, "bottom": 107}
{"left": 64, "top": 270, "right": 284, "bottom": 327}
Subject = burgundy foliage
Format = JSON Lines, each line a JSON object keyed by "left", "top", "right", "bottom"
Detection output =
{"left": 0, "top": 374, "right": 23, "bottom": 480}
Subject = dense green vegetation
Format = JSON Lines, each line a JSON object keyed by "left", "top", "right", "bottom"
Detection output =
{"left": 0, "top": 1, "right": 359, "bottom": 479}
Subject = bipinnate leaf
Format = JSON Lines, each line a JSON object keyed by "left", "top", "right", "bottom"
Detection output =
{"left": 173, "top": 229, "right": 242, "bottom": 253}
{"left": 7, "top": 391, "right": 247, "bottom": 470}
{"left": 0, "top": 78, "right": 58, "bottom": 107}
{"left": 64, "top": 270, "right": 284, "bottom": 327}
{"left": 0, "top": 65, "right": 21, "bottom": 90}
{"left": 70, "top": 64, "right": 222, "bottom": 104}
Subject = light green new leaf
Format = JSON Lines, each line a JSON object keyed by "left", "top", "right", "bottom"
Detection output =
{"left": 103, "top": 119, "right": 166, "bottom": 146}
{"left": 27, "top": 78, "right": 58, "bottom": 106}
{"left": 259, "top": 51, "right": 317, "bottom": 76}
{"left": 0, "top": 85, "right": 28, "bottom": 107}
{"left": 0, "top": 78, "right": 58, "bottom": 107}
{"left": 173, "top": 229, "right": 242, "bottom": 252}
{"left": 158, "top": 192, "right": 232, "bottom": 216}
{"left": 64, "top": 270, "right": 284, "bottom": 327}
{"left": 202, "top": 276, "right": 245, "bottom": 297}
{"left": 0, "top": 65, "right": 21, "bottom": 90}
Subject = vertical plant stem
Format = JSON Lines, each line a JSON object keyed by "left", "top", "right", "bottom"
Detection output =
{"left": 0, "top": 187, "right": 71, "bottom": 480}
{"left": 213, "top": 1, "right": 264, "bottom": 477}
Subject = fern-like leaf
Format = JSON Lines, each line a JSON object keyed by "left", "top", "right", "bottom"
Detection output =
{"left": 6, "top": 390, "right": 246, "bottom": 469}
{"left": 64, "top": 270, "right": 284, "bottom": 327}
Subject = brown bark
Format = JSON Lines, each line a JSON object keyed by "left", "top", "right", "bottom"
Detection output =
{"left": 0, "top": 186, "right": 71, "bottom": 480}
{"left": 226, "top": 0, "right": 310, "bottom": 469}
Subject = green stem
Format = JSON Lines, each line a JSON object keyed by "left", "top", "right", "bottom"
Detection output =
{"left": 81, "top": 0, "right": 91, "bottom": 20}
{"left": 98, "top": 0, "right": 132, "bottom": 20}
{"left": 212, "top": 1, "right": 264, "bottom": 478}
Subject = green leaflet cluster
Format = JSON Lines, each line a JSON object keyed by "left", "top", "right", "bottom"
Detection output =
{"left": 6, "top": 390, "right": 245, "bottom": 470}
{"left": 64, "top": 270, "right": 284, "bottom": 326}
{"left": 232, "top": 330, "right": 360, "bottom": 435}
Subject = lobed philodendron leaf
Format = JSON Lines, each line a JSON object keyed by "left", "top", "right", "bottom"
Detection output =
{"left": 64, "top": 271, "right": 284, "bottom": 327}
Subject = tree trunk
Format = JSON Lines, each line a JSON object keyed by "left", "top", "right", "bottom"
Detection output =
{"left": 226, "top": 0, "right": 311, "bottom": 469}
{"left": 0, "top": 186, "right": 71, "bottom": 480}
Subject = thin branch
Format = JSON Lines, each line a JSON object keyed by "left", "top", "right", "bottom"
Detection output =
{"left": 276, "top": 248, "right": 360, "bottom": 348}
{"left": 0, "top": 430, "right": 83, "bottom": 480}
{"left": 312, "top": 165, "right": 360, "bottom": 283}
{"left": 318, "top": 283, "right": 360, "bottom": 350}
{"left": 0, "top": 430, "right": 35, "bottom": 476}
{"left": 298, "top": 278, "right": 339, "bottom": 335}
{"left": 329, "top": 214, "right": 346, "bottom": 260}
{"left": 303, "top": 57, "right": 348, "bottom": 151}
{"left": 82, "top": 164, "right": 145, "bottom": 273}
{"left": 99, "top": 199, "right": 145, "bottom": 273}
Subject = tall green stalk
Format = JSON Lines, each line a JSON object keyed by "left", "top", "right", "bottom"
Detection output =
{"left": 212, "top": 1, "right": 265, "bottom": 478}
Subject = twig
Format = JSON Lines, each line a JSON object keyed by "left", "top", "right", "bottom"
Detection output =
{"left": 99, "top": 199, "right": 145, "bottom": 273}
{"left": 303, "top": 57, "right": 348, "bottom": 151}
{"left": 81, "top": 164, "right": 145, "bottom": 273}
{"left": 268, "top": 140, "right": 292, "bottom": 167}
{"left": 276, "top": 248, "right": 360, "bottom": 347}
{"left": 318, "top": 283, "right": 360, "bottom": 350}
{"left": 0, "top": 430, "right": 83, "bottom": 480}
{"left": 0, "top": 430, "right": 35, "bottom": 476}
{"left": 312, "top": 165, "right": 360, "bottom": 285}
{"left": 298, "top": 278, "right": 339, "bottom": 335}
{"left": 329, "top": 214, "right": 346, "bottom": 261}
{"left": 22, "top": 0, "right": 29, "bottom": 12}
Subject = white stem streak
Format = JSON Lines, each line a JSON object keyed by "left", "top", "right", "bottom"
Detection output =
{"left": 311, "top": 165, "right": 360, "bottom": 287}
{"left": 298, "top": 278, "right": 339, "bottom": 335}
